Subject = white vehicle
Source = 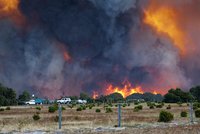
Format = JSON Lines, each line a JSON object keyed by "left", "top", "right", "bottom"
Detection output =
{"left": 57, "top": 97, "right": 71, "bottom": 104}
{"left": 25, "top": 99, "right": 36, "bottom": 105}
{"left": 77, "top": 99, "right": 87, "bottom": 104}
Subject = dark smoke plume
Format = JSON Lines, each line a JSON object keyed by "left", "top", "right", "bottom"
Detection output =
{"left": 0, "top": 0, "right": 199, "bottom": 98}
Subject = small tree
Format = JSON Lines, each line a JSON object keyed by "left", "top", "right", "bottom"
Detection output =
{"left": 195, "top": 109, "right": 200, "bottom": 118}
{"left": 181, "top": 111, "right": 187, "bottom": 117}
{"left": 158, "top": 110, "right": 174, "bottom": 122}
{"left": 18, "top": 91, "right": 31, "bottom": 102}
{"left": 33, "top": 114, "right": 40, "bottom": 121}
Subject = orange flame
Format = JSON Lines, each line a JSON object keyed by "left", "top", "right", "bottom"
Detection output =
{"left": 104, "top": 80, "right": 144, "bottom": 98}
{"left": 152, "top": 91, "right": 158, "bottom": 95}
{"left": 0, "top": 0, "right": 25, "bottom": 25}
{"left": 92, "top": 91, "right": 98, "bottom": 99}
{"left": 63, "top": 51, "right": 71, "bottom": 62}
{"left": 143, "top": 1, "right": 186, "bottom": 54}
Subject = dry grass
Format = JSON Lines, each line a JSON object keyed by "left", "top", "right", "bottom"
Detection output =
{"left": 0, "top": 103, "right": 199, "bottom": 133}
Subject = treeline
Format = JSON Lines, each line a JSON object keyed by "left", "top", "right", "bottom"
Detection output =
{"left": 0, "top": 84, "right": 17, "bottom": 106}
{"left": 1, "top": 82, "right": 200, "bottom": 106}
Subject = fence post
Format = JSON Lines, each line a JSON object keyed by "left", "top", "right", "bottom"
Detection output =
{"left": 59, "top": 103, "right": 62, "bottom": 129}
{"left": 189, "top": 102, "right": 194, "bottom": 124}
{"left": 118, "top": 104, "right": 121, "bottom": 127}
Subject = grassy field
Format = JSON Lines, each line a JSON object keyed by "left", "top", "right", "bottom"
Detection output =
{"left": 0, "top": 103, "right": 200, "bottom": 133}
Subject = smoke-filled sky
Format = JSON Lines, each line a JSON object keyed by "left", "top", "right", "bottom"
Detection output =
{"left": 0, "top": 0, "right": 200, "bottom": 98}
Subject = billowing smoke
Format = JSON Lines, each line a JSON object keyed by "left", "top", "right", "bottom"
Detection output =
{"left": 0, "top": 0, "right": 199, "bottom": 98}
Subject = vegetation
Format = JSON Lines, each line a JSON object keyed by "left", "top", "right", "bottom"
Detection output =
{"left": 76, "top": 107, "right": 82, "bottom": 111}
{"left": 164, "top": 88, "right": 192, "bottom": 103}
{"left": 158, "top": 110, "right": 174, "bottom": 122}
{"left": 134, "top": 105, "right": 143, "bottom": 111}
{"left": 180, "top": 111, "right": 187, "bottom": 117}
{"left": 32, "top": 114, "right": 40, "bottom": 121}
{"left": 48, "top": 106, "right": 57, "bottom": 113}
{"left": 190, "top": 86, "right": 200, "bottom": 101}
{"left": 166, "top": 105, "right": 171, "bottom": 109}
{"left": 36, "top": 106, "right": 41, "bottom": 111}
{"left": 6, "top": 106, "right": 10, "bottom": 110}
{"left": 18, "top": 91, "right": 31, "bottom": 102}
{"left": 195, "top": 109, "right": 200, "bottom": 118}
{"left": 96, "top": 109, "right": 101, "bottom": 113}
{"left": 105, "top": 107, "right": 113, "bottom": 113}
{"left": 0, "top": 108, "right": 4, "bottom": 111}
{"left": 126, "top": 93, "right": 163, "bottom": 102}
{"left": 0, "top": 84, "right": 17, "bottom": 106}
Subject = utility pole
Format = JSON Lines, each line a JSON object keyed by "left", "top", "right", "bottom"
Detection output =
{"left": 189, "top": 101, "right": 194, "bottom": 124}
{"left": 58, "top": 103, "right": 62, "bottom": 129}
{"left": 118, "top": 104, "right": 121, "bottom": 127}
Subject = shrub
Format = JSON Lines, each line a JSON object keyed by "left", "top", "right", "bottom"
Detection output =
{"left": 127, "top": 103, "right": 130, "bottom": 106}
{"left": 134, "top": 102, "right": 139, "bottom": 105}
{"left": 181, "top": 111, "right": 187, "bottom": 117}
{"left": 177, "top": 102, "right": 182, "bottom": 107}
{"left": 166, "top": 105, "right": 171, "bottom": 109}
{"left": 6, "top": 107, "right": 10, "bottom": 110}
{"left": 149, "top": 105, "right": 154, "bottom": 109}
{"left": 54, "top": 115, "right": 59, "bottom": 122}
{"left": 135, "top": 105, "right": 143, "bottom": 110}
{"left": 32, "top": 114, "right": 40, "bottom": 121}
{"left": 195, "top": 109, "right": 200, "bottom": 118}
{"left": 193, "top": 102, "right": 200, "bottom": 109}
{"left": 96, "top": 109, "right": 101, "bottom": 113}
{"left": 158, "top": 110, "right": 174, "bottom": 122}
{"left": 105, "top": 107, "right": 113, "bottom": 113}
{"left": 76, "top": 107, "right": 82, "bottom": 111}
{"left": 48, "top": 106, "right": 57, "bottom": 113}
{"left": 156, "top": 104, "right": 163, "bottom": 108}
{"left": 0, "top": 108, "right": 4, "bottom": 111}
{"left": 122, "top": 104, "right": 127, "bottom": 107}
{"left": 35, "top": 106, "right": 41, "bottom": 111}
{"left": 62, "top": 106, "right": 66, "bottom": 110}
{"left": 134, "top": 108, "right": 140, "bottom": 112}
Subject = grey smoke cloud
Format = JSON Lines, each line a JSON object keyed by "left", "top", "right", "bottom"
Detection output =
{"left": 0, "top": 0, "right": 199, "bottom": 98}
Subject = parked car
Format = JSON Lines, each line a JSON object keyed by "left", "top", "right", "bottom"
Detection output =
{"left": 25, "top": 99, "right": 36, "bottom": 105}
{"left": 35, "top": 98, "right": 43, "bottom": 105}
{"left": 57, "top": 97, "right": 71, "bottom": 104}
{"left": 77, "top": 99, "right": 87, "bottom": 104}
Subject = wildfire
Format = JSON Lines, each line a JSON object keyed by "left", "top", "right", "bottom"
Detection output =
{"left": 63, "top": 51, "right": 71, "bottom": 62}
{"left": 143, "top": 1, "right": 186, "bottom": 54}
{"left": 92, "top": 91, "right": 98, "bottom": 99}
{"left": 152, "top": 91, "right": 158, "bottom": 95}
{"left": 104, "top": 80, "right": 144, "bottom": 98}
{"left": 0, "top": 0, "right": 24, "bottom": 25}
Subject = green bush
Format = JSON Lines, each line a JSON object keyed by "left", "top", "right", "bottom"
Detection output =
{"left": 149, "top": 105, "right": 154, "bottom": 109}
{"left": 166, "top": 105, "right": 171, "bottom": 109}
{"left": 193, "top": 102, "right": 200, "bottom": 110}
{"left": 62, "top": 106, "right": 66, "bottom": 110}
{"left": 96, "top": 109, "right": 101, "bottom": 113}
{"left": 181, "top": 111, "right": 187, "bottom": 117}
{"left": 105, "top": 107, "right": 113, "bottom": 113}
{"left": 134, "top": 102, "right": 139, "bottom": 105}
{"left": 0, "top": 108, "right": 4, "bottom": 111}
{"left": 76, "top": 107, "right": 82, "bottom": 111}
{"left": 134, "top": 108, "right": 140, "bottom": 112}
{"left": 156, "top": 104, "right": 163, "bottom": 108}
{"left": 158, "top": 110, "right": 174, "bottom": 122}
{"left": 195, "top": 109, "right": 200, "bottom": 118}
{"left": 35, "top": 106, "right": 41, "bottom": 110}
{"left": 6, "top": 107, "right": 10, "bottom": 110}
{"left": 48, "top": 106, "right": 57, "bottom": 113}
{"left": 122, "top": 104, "right": 127, "bottom": 107}
{"left": 135, "top": 105, "right": 143, "bottom": 110}
{"left": 32, "top": 114, "right": 40, "bottom": 121}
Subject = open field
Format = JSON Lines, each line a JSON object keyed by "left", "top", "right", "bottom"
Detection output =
{"left": 0, "top": 103, "right": 200, "bottom": 133}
